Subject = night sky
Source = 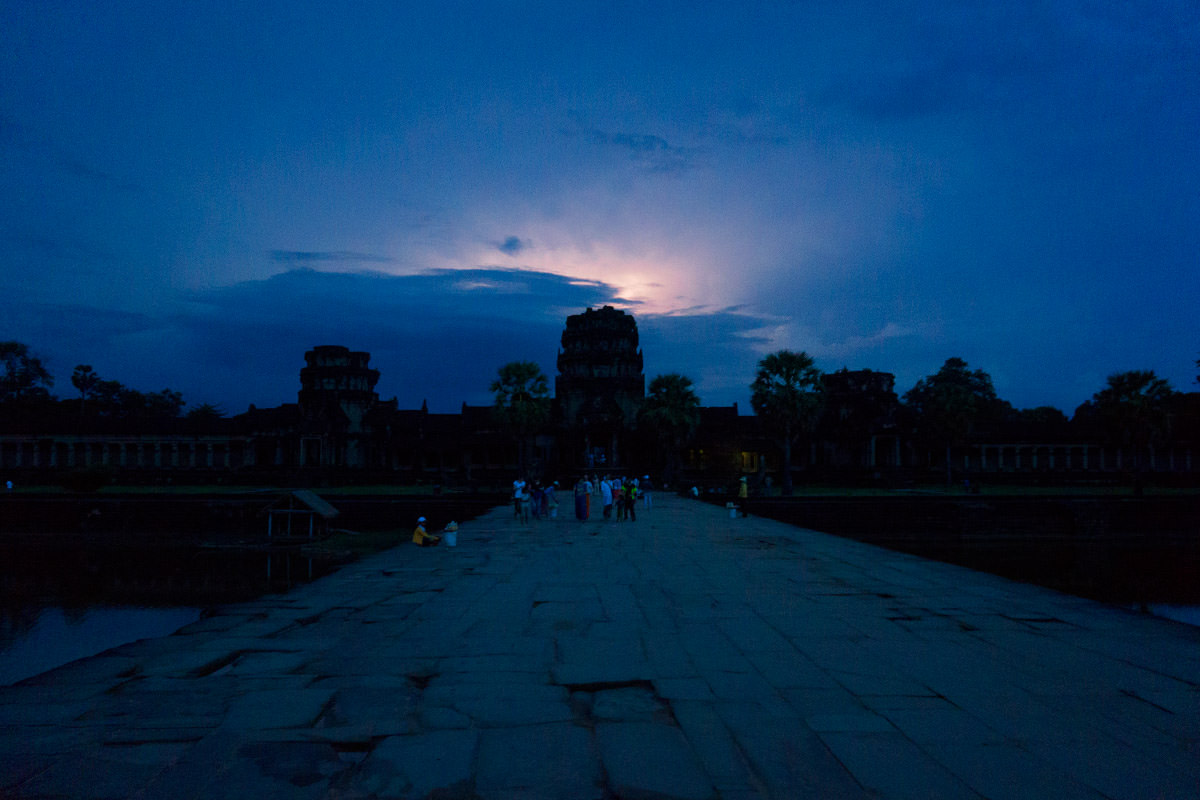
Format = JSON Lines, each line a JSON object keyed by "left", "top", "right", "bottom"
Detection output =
{"left": 3, "top": 2, "right": 1197, "bottom": 416}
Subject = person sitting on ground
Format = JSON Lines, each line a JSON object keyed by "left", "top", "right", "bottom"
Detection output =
{"left": 412, "top": 516, "right": 440, "bottom": 547}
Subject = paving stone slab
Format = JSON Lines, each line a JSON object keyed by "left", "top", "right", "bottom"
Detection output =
{"left": 881, "top": 705, "right": 1007, "bottom": 745}
{"left": 817, "top": 731, "right": 982, "bottom": 799}
{"left": 923, "top": 741, "right": 1109, "bottom": 800}
{"left": 475, "top": 722, "right": 602, "bottom": 798}
{"left": 320, "top": 685, "right": 422, "bottom": 733}
{"left": 552, "top": 636, "right": 650, "bottom": 685}
{"left": 219, "top": 688, "right": 333, "bottom": 730}
{"left": 703, "top": 669, "right": 784, "bottom": 704}
{"left": 1032, "top": 730, "right": 1200, "bottom": 800}
{"left": 350, "top": 729, "right": 478, "bottom": 799}
{"left": 715, "top": 705, "right": 866, "bottom": 798}
{"left": 742, "top": 648, "right": 839, "bottom": 690}
{"left": 805, "top": 711, "right": 897, "bottom": 733}
{"left": 595, "top": 721, "right": 715, "bottom": 800}
{"left": 671, "top": 700, "right": 757, "bottom": 788}
{"left": 642, "top": 635, "right": 697, "bottom": 677}
{"left": 589, "top": 685, "right": 671, "bottom": 722}
{"left": 12, "top": 750, "right": 168, "bottom": 800}
{"left": 437, "top": 653, "right": 550, "bottom": 675}
{"left": 423, "top": 682, "right": 573, "bottom": 728}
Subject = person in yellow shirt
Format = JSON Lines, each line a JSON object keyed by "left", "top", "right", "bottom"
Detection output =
{"left": 412, "top": 516, "right": 440, "bottom": 547}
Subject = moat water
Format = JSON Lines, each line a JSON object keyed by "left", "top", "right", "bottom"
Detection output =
{"left": 0, "top": 605, "right": 202, "bottom": 686}
{"left": 0, "top": 548, "right": 339, "bottom": 686}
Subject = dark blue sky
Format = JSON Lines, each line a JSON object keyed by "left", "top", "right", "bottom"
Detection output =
{"left": 3, "top": 2, "right": 1197, "bottom": 414}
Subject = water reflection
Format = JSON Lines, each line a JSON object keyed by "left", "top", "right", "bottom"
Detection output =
{"left": 0, "top": 605, "right": 201, "bottom": 686}
{"left": 3, "top": 545, "right": 340, "bottom": 607}
{"left": 1, "top": 548, "right": 337, "bottom": 685}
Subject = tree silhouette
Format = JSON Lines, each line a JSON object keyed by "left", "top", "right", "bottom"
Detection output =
{"left": 904, "top": 357, "right": 1001, "bottom": 485}
{"left": 71, "top": 364, "right": 100, "bottom": 419}
{"left": 0, "top": 341, "right": 53, "bottom": 402}
{"left": 638, "top": 373, "right": 701, "bottom": 486}
{"left": 490, "top": 361, "right": 550, "bottom": 474}
{"left": 750, "top": 350, "right": 823, "bottom": 494}
{"left": 1086, "top": 370, "right": 1175, "bottom": 482}
{"left": 186, "top": 402, "right": 226, "bottom": 424}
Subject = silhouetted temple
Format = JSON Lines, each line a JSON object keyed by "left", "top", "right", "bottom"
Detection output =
{"left": 556, "top": 305, "right": 645, "bottom": 469}
{"left": 1, "top": 306, "right": 1197, "bottom": 487}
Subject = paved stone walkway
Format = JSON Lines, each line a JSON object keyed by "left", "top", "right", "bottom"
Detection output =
{"left": 2, "top": 494, "right": 1198, "bottom": 799}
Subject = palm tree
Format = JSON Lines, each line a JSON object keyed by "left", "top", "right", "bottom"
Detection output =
{"left": 71, "top": 364, "right": 100, "bottom": 421}
{"left": 638, "top": 373, "right": 701, "bottom": 486}
{"left": 490, "top": 361, "right": 550, "bottom": 474}
{"left": 750, "top": 350, "right": 823, "bottom": 494}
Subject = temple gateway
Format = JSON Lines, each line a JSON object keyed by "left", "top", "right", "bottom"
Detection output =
{"left": 0, "top": 306, "right": 1196, "bottom": 487}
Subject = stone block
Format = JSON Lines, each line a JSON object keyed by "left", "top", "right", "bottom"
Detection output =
{"left": 924, "top": 741, "right": 1109, "bottom": 800}
{"left": 590, "top": 685, "right": 670, "bottom": 723}
{"left": 423, "top": 682, "right": 573, "bottom": 728}
{"left": 882, "top": 705, "right": 1004, "bottom": 745}
{"left": 476, "top": 722, "right": 602, "bottom": 798}
{"left": 596, "top": 721, "right": 716, "bottom": 800}
{"left": 220, "top": 689, "right": 333, "bottom": 730}
{"left": 321, "top": 685, "right": 421, "bottom": 734}
{"left": 819, "top": 731, "right": 981, "bottom": 799}
{"left": 352, "top": 729, "right": 478, "bottom": 799}
{"left": 671, "top": 700, "right": 756, "bottom": 786}
{"left": 716, "top": 703, "right": 864, "bottom": 798}
{"left": 552, "top": 636, "right": 650, "bottom": 685}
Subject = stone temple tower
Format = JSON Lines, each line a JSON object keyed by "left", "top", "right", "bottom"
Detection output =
{"left": 555, "top": 306, "right": 644, "bottom": 468}
{"left": 297, "top": 345, "right": 380, "bottom": 467}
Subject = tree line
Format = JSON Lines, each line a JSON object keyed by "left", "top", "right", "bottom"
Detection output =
{"left": 492, "top": 351, "right": 1196, "bottom": 493}
{"left": 0, "top": 341, "right": 223, "bottom": 431}
{"left": 5, "top": 339, "right": 1194, "bottom": 488}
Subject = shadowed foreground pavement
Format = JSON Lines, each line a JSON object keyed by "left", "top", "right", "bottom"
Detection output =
{"left": 2, "top": 494, "right": 1198, "bottom": 799}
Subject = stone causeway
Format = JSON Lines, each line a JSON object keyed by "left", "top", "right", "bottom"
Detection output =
{"left": 2, "top": 494, "right": 1197, "bottom": 798}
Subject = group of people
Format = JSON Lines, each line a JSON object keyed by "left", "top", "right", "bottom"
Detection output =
{"left": 414, "top": 472, "right": 658, "bottom": 545}
{"left": 511, "top": 479, "right": 559, "bottom": 523}
{"left": 572, "top": 474, "right": 652, "bottom": 522}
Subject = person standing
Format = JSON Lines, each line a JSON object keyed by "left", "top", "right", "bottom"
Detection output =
{"left": 530, "top": 481, "right": 544, "bottom": 520}
{"left": 512, "top": 479, "right": 525, "bottom": 519}
{"left": 641, "top": 476, "right": 653, "bottom": 510}
{"left": 624, "top": 479, "right": 637, "bottom": 522}
{"left": 601, "top": 477, "right": 614, "bottom": 520}
{"left": 574, "top": 476, "right": 590, "bottom": 521}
